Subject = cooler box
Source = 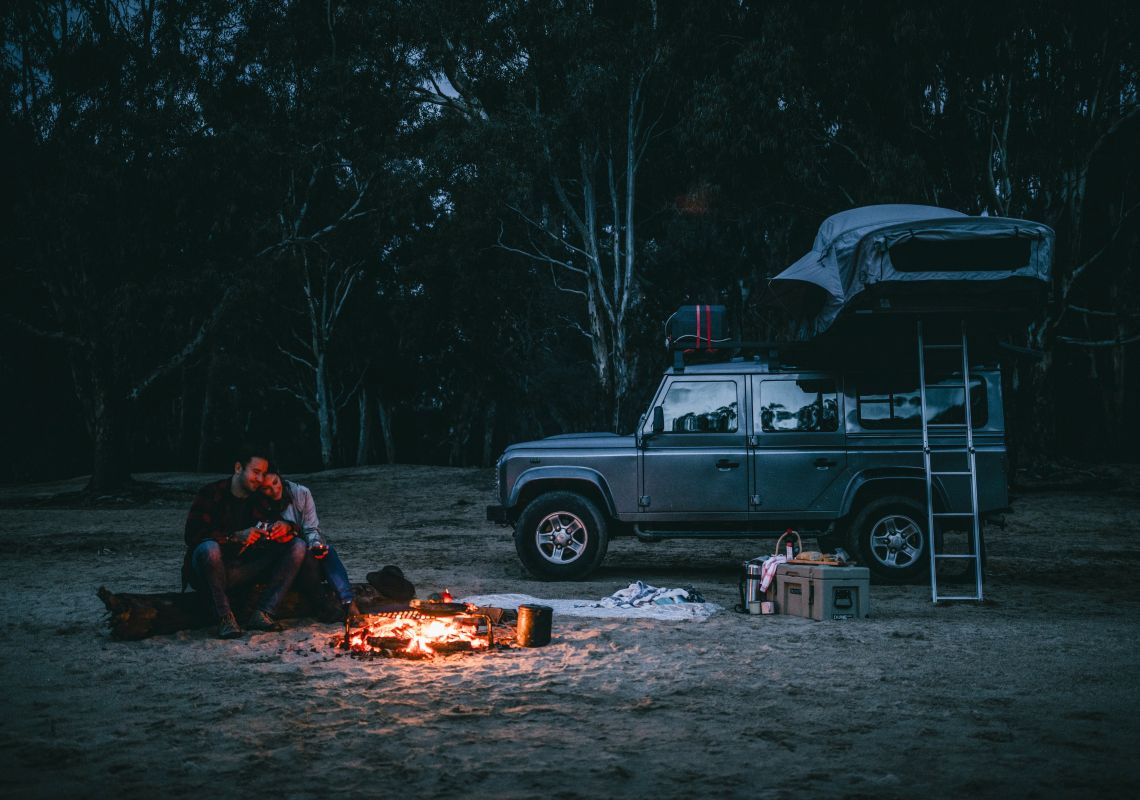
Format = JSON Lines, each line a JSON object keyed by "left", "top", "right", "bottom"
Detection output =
{"left": 775, "top": 564, "right": 870, "bottom": 620}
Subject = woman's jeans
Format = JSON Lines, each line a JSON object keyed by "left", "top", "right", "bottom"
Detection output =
{"left": 304, "top": 544, "right": 354, "bottom": 605}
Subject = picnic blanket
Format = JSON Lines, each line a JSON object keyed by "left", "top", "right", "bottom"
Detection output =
{"left": 462, "top": 582, "right": 722, "bottom": 620}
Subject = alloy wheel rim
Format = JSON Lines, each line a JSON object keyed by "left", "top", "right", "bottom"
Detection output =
{"left": 868, "top": 513, "right": 924, "bottom": 569}
{"left": 535, "top": 511, "right": 588, "bottom": 564}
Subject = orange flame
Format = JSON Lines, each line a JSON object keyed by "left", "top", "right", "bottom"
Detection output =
{"left": 345, "top": 614, "right": 490, "bottom": 658}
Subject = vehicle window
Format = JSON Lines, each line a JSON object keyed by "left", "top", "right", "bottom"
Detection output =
{"left": 655, "top": 381, "right": 739, "bottom": 433}
{"left": 758, "top": 379, "right": 839, "bottom": 433}
{"left": 858, "top": 376, "right": 987, "bottom": 428}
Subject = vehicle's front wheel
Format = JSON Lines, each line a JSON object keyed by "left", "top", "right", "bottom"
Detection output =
{"left": 849, "top": 496, "right": 929, "bottom": 583}
{"left": 514, "top": 491, "right": 609, "bottom": 580}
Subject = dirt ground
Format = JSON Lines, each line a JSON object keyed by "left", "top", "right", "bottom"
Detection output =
{"left": 1, "top": 464, "right": 1138, "bottom": 799}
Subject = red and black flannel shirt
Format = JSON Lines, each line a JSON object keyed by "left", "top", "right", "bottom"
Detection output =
{"left": 181, "top": 477, "right": 274, "bottom": 588}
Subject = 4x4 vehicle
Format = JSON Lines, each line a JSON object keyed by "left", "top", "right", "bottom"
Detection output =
{"left": 487, "top": 345, "right": 1006, "bottom": 583}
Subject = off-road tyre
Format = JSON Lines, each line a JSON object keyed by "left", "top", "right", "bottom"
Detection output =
{"left": 514, "top": 491, "right": 609, "bottom": 580}
{"left": 849, "top": 495, "right": 929, "bottom": 584}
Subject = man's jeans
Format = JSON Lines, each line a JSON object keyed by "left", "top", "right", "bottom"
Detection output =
{"left": 189, "top": 538, "right": 306, "bottom": 619}
{"left": 298, "top": 544, "right": 355, "bottom": 605}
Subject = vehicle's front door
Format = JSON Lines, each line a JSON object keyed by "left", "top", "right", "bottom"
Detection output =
{"left": 750, "top": 375, "right": 847, "bottom": 512}
{"left": 640, "top": 377, "right": 749, "bottom": 515}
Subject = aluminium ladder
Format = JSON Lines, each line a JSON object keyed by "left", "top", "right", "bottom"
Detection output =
{"left": 917, "top": 320, "right": 984, "bottom": 603}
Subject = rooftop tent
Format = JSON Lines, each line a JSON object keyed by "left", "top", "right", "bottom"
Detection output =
{"left": 764, "top": 204, "right": 1054, "bottom": 340}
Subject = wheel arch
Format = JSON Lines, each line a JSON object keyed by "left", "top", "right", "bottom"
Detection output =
{"left": 509, "top": 467, "right": 617, "bottom": 520}
{"left": 840, "top": 469, "right": 949, "bottom": 521}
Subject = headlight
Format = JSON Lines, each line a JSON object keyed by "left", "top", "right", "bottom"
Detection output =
{"left": 494, "top": 454, "right": 505, "bottom": 496}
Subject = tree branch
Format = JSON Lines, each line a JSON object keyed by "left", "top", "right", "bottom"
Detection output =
{"left": 505, "top": 205, "right": 593, "bottom": 260}
{"left": 1067, "top": 304, "right": 1140, "bottom": 318}
{"left": 495, "top": 224, "right": 588, "bottom": 276}
{"left": 128, "top": 285, "right": 240, "bottom": 401}
{"left": 270, "top": 384, "right": 316, "bottom": 412}
{"left": 1057, "top": 333, "right": 1140, "bottom": 347}
{"left": 278, "top": 344, "right": 316, "bottom": 372}
{"left": 1, "top": 313, "right": 91, "bottom": 351}
{"left": 334, "top": 367, "right": 368, "bottom": 411}
{"left": 1064, "top": 200, "right": 1140, "bottom": 295}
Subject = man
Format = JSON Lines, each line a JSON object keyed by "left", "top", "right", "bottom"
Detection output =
{"left": 183, "top": 446, "right": 306, "bottom": 638}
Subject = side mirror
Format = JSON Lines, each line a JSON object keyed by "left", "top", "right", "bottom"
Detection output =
{"left": 652, "top": 405, "right": 665, "bottom": 435}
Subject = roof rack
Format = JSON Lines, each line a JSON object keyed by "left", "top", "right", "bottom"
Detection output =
{"left": 668, "top": 339, "right": 818, "bottom": 372}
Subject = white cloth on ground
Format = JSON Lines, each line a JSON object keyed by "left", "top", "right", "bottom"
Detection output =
{"left": 588, "top": 580, "right": 692, "bottom": 608}
{"left": 460, "top": 587, "right": 722, "bottom": 620}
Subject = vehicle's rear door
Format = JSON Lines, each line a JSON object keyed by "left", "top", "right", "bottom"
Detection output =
{"left": 749, "top": 374, "right": 847, "bottom": 512}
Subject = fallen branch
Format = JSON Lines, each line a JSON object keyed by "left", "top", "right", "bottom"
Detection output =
{"left": 98, "top": 575, "right": 414, "bottom": 641}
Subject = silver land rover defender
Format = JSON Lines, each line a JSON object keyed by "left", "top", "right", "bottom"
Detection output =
{"left": 488, "top": 205, "right": 1051, "bottom": 584}
{"left": 487, "top": 343, "right": 1006, "bottom": 583}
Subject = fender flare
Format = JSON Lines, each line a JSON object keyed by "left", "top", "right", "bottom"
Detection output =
{"left": 508, "top": 466, "right": 618, "bottom": 518}
{"left": 840, "top": 468, "right": 951, "bottom": 517}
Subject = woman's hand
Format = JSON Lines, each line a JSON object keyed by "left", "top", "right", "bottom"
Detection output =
{"left": 266, "top": 520, "right": 295, "bottom": 542}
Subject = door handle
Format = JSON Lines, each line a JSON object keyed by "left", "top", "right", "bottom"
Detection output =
{"left": 715, "top": 459, "right": 740, "bottom": 470}
{"left": 814, "top": 458, "right": 837, "bottom": 469}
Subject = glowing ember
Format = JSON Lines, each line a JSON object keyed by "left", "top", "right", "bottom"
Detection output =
{"left": 342, "top": 612, "right": 494, "bottom": 658}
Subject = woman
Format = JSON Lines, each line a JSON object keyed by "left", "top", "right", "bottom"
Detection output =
{"left": 261, "top": 471, "right": 359, "bottom": 620}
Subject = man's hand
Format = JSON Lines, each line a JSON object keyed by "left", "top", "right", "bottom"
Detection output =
{"left": 235, "top": 526, "right": 264, "bottom": 553}
{"left": 266, "top": 521, "right": 294, "bottom": 542}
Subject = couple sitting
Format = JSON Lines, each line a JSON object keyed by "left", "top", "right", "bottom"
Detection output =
{"left": 182, "top": 446, "right": 359, "bottom": 639}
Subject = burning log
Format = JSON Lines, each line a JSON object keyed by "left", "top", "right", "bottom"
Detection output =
{"left": 339, "top": 609, "right": 501, "bottom": 659}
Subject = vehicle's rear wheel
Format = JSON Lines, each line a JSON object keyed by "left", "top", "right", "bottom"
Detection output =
{"left": 850, "top": 496, "right": 929, "bottom": 583}
{"left": 514, "top": 491, "right": 609, "bottom": 580}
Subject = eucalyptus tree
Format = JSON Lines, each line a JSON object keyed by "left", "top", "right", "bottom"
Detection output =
{"left": 226, "top": 0, "right": 423, "bottom": 469}
{"left": 406, "top": 0, "right": 693, "bottom": 432}
{"left": 918, "top": 4, "right": 1140, "bottom": 456}
{"left": 1, "top": 0, "right": 246, "bottom": 491}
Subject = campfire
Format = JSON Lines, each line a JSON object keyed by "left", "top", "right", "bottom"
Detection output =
{"left": 338, "top": 605, "right": 501, "bottom": 659}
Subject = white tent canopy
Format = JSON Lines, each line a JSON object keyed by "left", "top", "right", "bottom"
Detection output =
{"left": 766, "top": 205, "right": 1054, "bottom": 339}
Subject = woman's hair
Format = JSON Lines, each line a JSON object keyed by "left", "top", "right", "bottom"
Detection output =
{"left": 266, "top": 473, "right": 294, "bottom": 513}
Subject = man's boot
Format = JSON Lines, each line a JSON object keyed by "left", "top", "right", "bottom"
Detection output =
{"left": 245, "top": 609, "right": 283, "bottom": 632}
{"left": 218, "top": 611, "right": 243, "bottom": 639}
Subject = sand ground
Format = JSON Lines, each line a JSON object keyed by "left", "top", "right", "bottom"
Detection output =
{"left": 1, "top": 464, "right": 1138, "bottom": 799}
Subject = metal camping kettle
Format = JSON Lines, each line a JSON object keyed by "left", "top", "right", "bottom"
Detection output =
{"left": 744, "top": 558, "right": 766, "bottom": 614}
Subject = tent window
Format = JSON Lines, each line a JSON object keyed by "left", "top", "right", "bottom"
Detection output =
{"left": 889, "top": 238, "right": 1031, "bottom": 272}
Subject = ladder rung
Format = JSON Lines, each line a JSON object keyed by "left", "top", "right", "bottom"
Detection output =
{"left": 931, "top": 471, "right": 973, "bottom": 476}
{"left": 923, "top": 344, "right": 963, "bottom": 350}
{"left": 932, "top": 512, "right": 975, "bottom": 517}
{"left": 935, "top": 595, "right": 983, "bottom": 602}
{"left": 926, "top": 423, "right": 968, "bottom": 428}
{"left": 935, "top": 554, "right": 981, "bottom": 560}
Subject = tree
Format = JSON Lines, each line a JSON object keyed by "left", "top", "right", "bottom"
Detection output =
{"left": 2, "top": 0, "right": 243, "bottom": 491}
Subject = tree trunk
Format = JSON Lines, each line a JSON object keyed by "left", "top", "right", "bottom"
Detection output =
{"left": 315, "top": 353, "right": 335, "bottom": 469}
{"left": 481, "top": 399, "right": 497, "bottom": 467}
{"left": 355, "top": 387, "right": 372, "bottom": 467}
{"left": 86, "top": 378, "right": 131, "bottom": 493}
{"left": 196, "top": 349, "right": 219, "bottom": 472}
{"left": 449, "top": 394, "right": 476, "bottom": 466}
{"left": 611, "top": 323, "right": 632, "bottom": 432}
{"left": 377, "top": 397, "right": 396, "bottom": 464}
